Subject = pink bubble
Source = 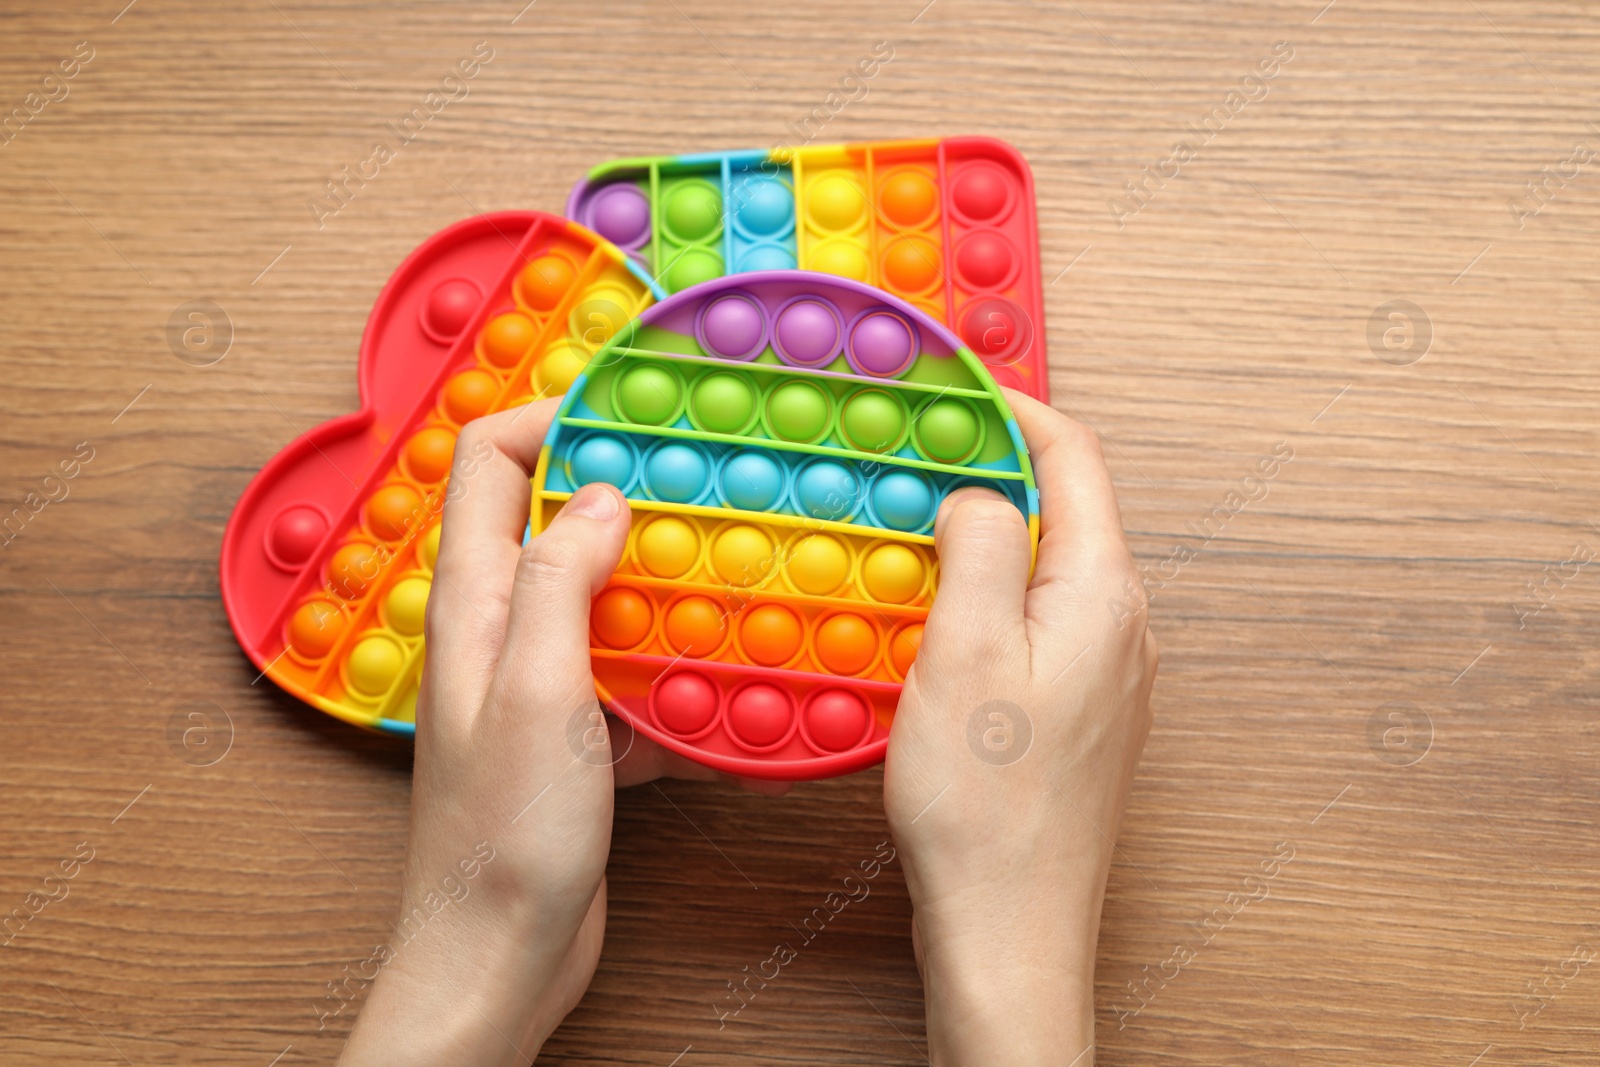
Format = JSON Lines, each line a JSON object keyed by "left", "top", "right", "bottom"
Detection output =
{"left": 589, "top": 184, "right": 651, "bottom": 248}
{"left": 848, "top": 311, "right": 917, "bottom": 377}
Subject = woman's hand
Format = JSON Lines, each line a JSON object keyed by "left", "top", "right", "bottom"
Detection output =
{"left": 883, "top": 390, "right": 1159, "bottom": 1066}
{"left": 339, "top": 400, "right": 778, "bottom": 1067}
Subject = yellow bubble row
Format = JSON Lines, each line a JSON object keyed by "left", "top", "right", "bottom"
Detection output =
{"left": 622, "top": 512, "right": 936, "bottom": 607}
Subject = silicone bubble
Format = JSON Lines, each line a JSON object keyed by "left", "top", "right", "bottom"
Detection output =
{"left": 952, "top": 162, "right": 1013, "bottom": 222}
{"left": 664, "top": 595, "right": 729, "bottom": 657}
{"left": 534, "top": 340, "right": 589, "bottom": 394}
{"left": 403, "top": 427, "right": 456, "bottom": 484}
{"left": 592, "top": 586, "right": 654, "bottom": 650}
{"left": 665, "top": 248, "right": 724, "bottom": 294}
{"left": 737, "top": 244, "right": 797, "bottom": 272}
{"left": 589, "top": 183, "right": 652, "bottom": 247}
{"left": 808, "top": 239, "right": 871, "bottom": 282}
{"left": 644, "top": 441, "right": 710, "bottom": 503}
{"left": 268, "top": 506, "right": 327, "bottom": 567}
{"left": 871, "top": 469, "right": 936, "bottom": 532}
{"left": 814, "top": 613, "right": 876, "bottom": 676}
{"left": 732, "top": 173, "right": 794, "bottom": 237}
{"left": 785, "top": 533, "right": 850, "bottom": 596}
{"left": 697, "top": 292, "right": 768, "bottom": 360}
{"left": 663, "top": 180, "right": 723, "bottom": 244}
{"left": 719, "top": 450, "right": 785, "bottom": 511}
{"left": 420, "top": 523, "right": 441, "bottom": 570}
{"left": 848, "top": 310, "right": 918, "bottom": 377}
{"left": 794, "top": 459, "right": 861, "bottom": 521}
{"left": 879, "top": 168, "right": 938, "bottom": 228}
{"left": 636, "top": 516, "right": 701, "bottom": 579}
{"left": 862, "top": 543, "right": 925, "bottom": 604}
{"left": 329, "top": 543, "right": 380, "bottom": 600}
{"left": 569, "top": 433, "right": 638, "bottom": 491}
{"left": 738, "top": 604, "right": 803, "bottom": 667}
{"left": 804, "top": 689, "right": 870, "bottom": 752}
{"left": 773, "top": 298, "right": 843, "bottom": 367}
{"left": 347, "top": 634, "right": 404, "bottom": 697}
{"left": 569, "top": 286, "right": 636, "bottom": 349}
{"left": 882, "top": 236, "right": 941, "bottom": 295}
{"left": 765, "top": 379, "right": 832, "bottom": 442}
{"left": 960, "top": 297, "right": 1032, "bottom": 365}
{"left": 915, "top": 397, "right": 982, "bottom": 463}
{"left": 616, "top": 363, "right": 683, "bottom": 425}
{"left": 442, "top": 369, "right": 498, "bottom": 424}
{"left": 690, "top": 372, "right": 758, "bottom": 434}
{"left": 424, "top": 278, "right": 480, "bottom": 338}
{"left": 366, "top": 484, "right": 423, "bottom": 542}
{"left": 889, "top": 627, "right": 928, "bottom": 675}
{"left": 727, "top": 683, "right": 794, "bottom": 748}
{"left": 711, "top": 524, "right": 774, "bottom": 586}
{"left": 653, "top": 671, "right": 720, "bottom": 736}
{"left": 288, "top": 599, "right": 345, "bottom": 659}
{"left": 955, "top": 231, "right": 1015, "bottom": 291}
{"left": 482, "top": 312, "right": 538, "bottom": 368}
{"left": 889, "top": 621, "right": 923, "bottom": 678}
{"left": 807, "top": 173, "right": 868, "bottom": 232}
{"left": 518, "top": 254, "right": 577, "bottom": 311}
{"left": 838, "top": 389, "right": 906, "bottom": 453}
{"left": 384, "top": 577, "right": 431, "bottom": 637}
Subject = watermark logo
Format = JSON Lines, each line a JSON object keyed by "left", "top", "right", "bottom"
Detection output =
{"left": 566, "top": 703, "right": 634, "bottom": 767}
{"left": 1366, "top": 701, "right": 1432, "bottom": 766}
{"left": 1366, "top": 300, "right": 1431, "bottom": 366}
{"left": 166, "top": 299, "right": 233, "bottom": 367}
{"left": 965, "top": 699, "right": 1032, "bottom": 766}
{"left": 166, "top": 701, "right": 234, "bottom": 767}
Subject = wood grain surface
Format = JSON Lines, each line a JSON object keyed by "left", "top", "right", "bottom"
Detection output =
{"left": 3, "top": 0, "right": 1598, "bottom": 1063}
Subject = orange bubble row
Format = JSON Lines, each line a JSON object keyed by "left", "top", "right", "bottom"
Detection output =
{"left": 591, "top": 581, "right": 925, "bottom": 681}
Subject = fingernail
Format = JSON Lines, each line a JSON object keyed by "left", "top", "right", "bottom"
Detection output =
{"left": 564, "top": 483, "right": 619, "bottom": 521}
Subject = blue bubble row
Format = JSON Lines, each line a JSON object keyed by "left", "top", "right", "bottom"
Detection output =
{"left": 549, "top": 429, "right": 1026, "bottom": 534}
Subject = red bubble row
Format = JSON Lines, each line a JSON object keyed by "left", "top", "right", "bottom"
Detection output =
{"left": 648, "top": 670, "right": 878, "bottom": 755}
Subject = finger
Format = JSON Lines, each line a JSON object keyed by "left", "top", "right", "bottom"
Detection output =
{"left": 487, "top": 482, "right": 632, "bottom": 732}
{"left": 608, "top": 724, "right": 793, "bottom": 795}
{"left": 925, "top": 485, "right": 1031, "bottom": 659}
{"left": 1002, "top": 389, "right": 1136, "bottom": 596}
{"left": 610, "top": 724, "right": 722, "bottom": 787}
{"left": 423, "top": 399, "right": 561, "bottom": 721}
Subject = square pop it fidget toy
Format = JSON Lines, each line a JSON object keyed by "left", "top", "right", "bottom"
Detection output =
{"left": 532, "top": 270, "right": 1040, "bottom": 780}
{"left": 567, "top": 136, "right": 1050, "bottom": 402}
{"left": 220, "top": 211, "right": 661, "bottom": 734}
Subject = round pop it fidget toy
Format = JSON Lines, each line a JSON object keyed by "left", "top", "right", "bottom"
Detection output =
{"left": 221, "top": 211, "right": 660, "bottom": 735}
{"left": 531, "top": 270, "right": 1040, "bottom": 780}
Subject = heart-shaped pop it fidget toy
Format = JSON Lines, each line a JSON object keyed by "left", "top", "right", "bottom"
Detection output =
{"left": 567, "top": 136, "right": 1050, "bottom": 401}
{"left": 532, "top": 270, "right": 1040, "bottom": 779}
{"left": 221, "top": 211, "right": 661, "bottom": 734}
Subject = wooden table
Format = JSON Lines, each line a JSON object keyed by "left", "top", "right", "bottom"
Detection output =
{"left": 3, "top": 1, "right": 1597, "bottom": 1062}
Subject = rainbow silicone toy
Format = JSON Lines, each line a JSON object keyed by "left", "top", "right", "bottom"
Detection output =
{"left": 566, "top": 136, "right": 1051, "bottom": 402}
{"left": 221, "top": 211, "right": 661, "bottom": 734}
{"left": 531, "top": 271, "right": 1040, "bottom": 780}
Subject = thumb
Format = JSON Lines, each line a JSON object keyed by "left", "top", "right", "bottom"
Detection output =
{"left": 491, "top": 482, "right": 632, "bottom": 712}
{"left": 924, "top": 487, "right": 1031, "bottom": 662}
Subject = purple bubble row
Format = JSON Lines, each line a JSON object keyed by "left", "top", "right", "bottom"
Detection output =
{"left": 692, "top": 290, "right": 922, "bottom": 378}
